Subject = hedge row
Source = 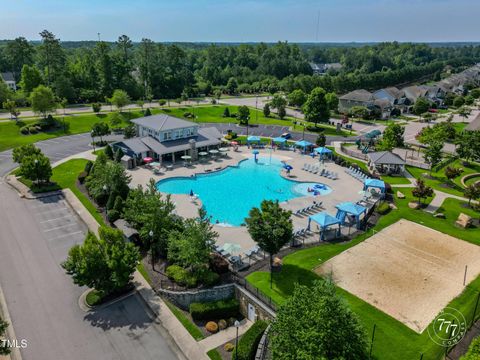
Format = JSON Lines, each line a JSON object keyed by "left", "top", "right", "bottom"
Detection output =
{"left": 189, "top": 298, "right": 239, "bottom": 321}
{"left": 232, "top": 320, "right": 268, "bottom": 360}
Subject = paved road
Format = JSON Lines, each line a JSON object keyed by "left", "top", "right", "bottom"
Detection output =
{"left": 0, "top": 184, "right": 182, "bottom": 360}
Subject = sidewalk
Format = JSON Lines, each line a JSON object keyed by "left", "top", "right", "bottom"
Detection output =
{"left": 62, "top": 175, "right": 253, "bottom": 359}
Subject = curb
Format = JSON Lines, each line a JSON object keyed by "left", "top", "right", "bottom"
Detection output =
{"left": 0, "top": 283, "right": 22, "bottom": 360}
{"left": 78, "top": 289, "right": 136, "bottom": 313}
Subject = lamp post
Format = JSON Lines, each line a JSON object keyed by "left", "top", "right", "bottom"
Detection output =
{"left": 34, "top": 159, "right": 39, "bottom": 185}
{"left": 91, "top": 130, "right": 96, "bottom": 153}
{"left": 149, "top": 230, "right": 155, "bottom": 271}
{"left": 234, "top": 320, "right": 240, "bottom": 360}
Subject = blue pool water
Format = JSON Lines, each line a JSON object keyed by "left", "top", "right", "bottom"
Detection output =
{"left": 156, "top": 157, "right": 332, "bottom": 226}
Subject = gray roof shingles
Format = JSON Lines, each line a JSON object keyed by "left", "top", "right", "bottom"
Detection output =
{"left": 131, "top": 114, "right": 197, "bottom": 132}
{"left": 368, "top": 151, "right": 406, "bottom": 165}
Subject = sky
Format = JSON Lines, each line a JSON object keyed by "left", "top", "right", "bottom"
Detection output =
{"left": 1, "top": 0, "right": 479, "bottom": 43}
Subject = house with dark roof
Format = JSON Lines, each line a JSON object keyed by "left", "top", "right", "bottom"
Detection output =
{"left": 367, "top": 151, "right": 406, "bottom": 175}
{"left": 112, "top": 114, "right": 222, "bottom": 165}
{"left": 309, "top": 62, "right": 342, "bottom": 75}
{"left": 1, "top": 72, "right": 16, "bottom": 91}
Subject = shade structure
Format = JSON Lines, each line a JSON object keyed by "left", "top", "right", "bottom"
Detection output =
{"left": 295, "top": 140, "right": 313, "bottom": 148}
{"left": 272, "top": 137, "right": 287, "bottom": 143}
{"left": 335, "top": 202, "right": 367, "bottom": 229}
{"left": 314, "top": 147, "right": 332, "bottom": 155}
{"left": 252, "top": 150, "right": 260, "bottom": 155}
{"left": 363, "top": 178, "right": 386, "bottom": 196}
{"left": 365, "top": 129, "right": 382, "bottom": 139}
{"left": 221, "top": 243, "right": 242, "bottom": 254}
{"left": 143, "top": 157, "right": 153, "bottom": 163}
{"left": 308, "top": 212, "right": 341, "bottom": 240}
{"left": 247, "top": 135, "right": 261, "bottom": 143}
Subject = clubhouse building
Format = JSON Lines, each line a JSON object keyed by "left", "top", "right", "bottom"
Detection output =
{"left": 112, "top": 114, "right": 222, "bottom": 165}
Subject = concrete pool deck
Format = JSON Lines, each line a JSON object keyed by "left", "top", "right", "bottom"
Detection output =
{"left": 127, "top": 146, "right": 364, "bottom": 253}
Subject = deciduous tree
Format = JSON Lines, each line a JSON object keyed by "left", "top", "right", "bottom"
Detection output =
{"left": 29, "top": 85, "right": 56, "bottom": 119}
{"left": 303, "top": 87, "right": 330, "bottom": 126}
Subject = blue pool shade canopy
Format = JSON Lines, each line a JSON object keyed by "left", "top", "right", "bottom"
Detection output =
{"left": 363, "top": 178, "right": 386, "bottom": 192}
{"left": 247, "top": 135, "right": 261, "bottom": 142}
{"left": 308, "top": 212, "right": 341, "bottom": 240}
{"left": 283, "top": 164, "right": 293, "bottom": 170}
{"left": 314, "top": 147, "right": 332, "bottom": 155}
{"left": 295, "top": 140, "right": 313, "bottom": 148}
{"left": 335, "top": 202, "right": 367, "bottom": 216}
{"left": 273, "top": 137, "right": 287, "bottom": 143}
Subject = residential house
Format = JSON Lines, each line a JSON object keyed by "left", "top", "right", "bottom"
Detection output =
{"left": 339, "top": 89, "right": 375, "bottom": 113}
{"left": 402, "top": 85, "right": 428, "bottom": 104}
{"left": 1, "top": 72, "right": 16, "bottom": 91}
{"left": 112, "top": 114, "right": 222, "bottom": 165}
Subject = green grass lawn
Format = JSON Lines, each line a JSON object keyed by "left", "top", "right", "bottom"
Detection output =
{"left": 50, "top": 159, "right": 105, "bottom": 226}
{"left": 246, "top": 190, "right": 480, "bottom": 360}
{"left": 158, "top": 105, "right": 351, "bottom": 137}
{"left": 381, "top": 173, "right": 412, "bottom": 185}
{"left": 407, "top": 160, "right": 480, "bottom": 197}
{"left": 164, "top": 300, "right": 205, "bottom": 341}
{"left": 0, "top": 111, "right": 142, "bottom": 152}
{"left": 206, "top": 349, "right": 222, "bottom": 360}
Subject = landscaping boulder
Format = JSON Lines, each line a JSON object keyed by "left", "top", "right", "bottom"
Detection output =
{"left": 397, "top": 191, "right": 405, "bottom": 199}
{"left": 434, "top": 213, "right": 446, "bottom": 219}
{"left": 456, "top": 213, "right": 473, "bottom": 228}
{"left": 389, "top": 203, "right": 398, "bottom": 210}
{"left": 408, "top": 202, "right": 420, "bottom": 209}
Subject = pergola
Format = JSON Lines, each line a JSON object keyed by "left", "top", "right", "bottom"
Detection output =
{"left": 295, "top": 140, "right": 313, "bottom": 153}
{"left": 308, "top": 212, "right": 342, "bottom": 241}
{"left": 314, "top": 146, "right": 333, "bottom": 160}
{"left": 363, "top": 178, "right": 386, "bottom": 198}
{"left": 272, "top": 137, "right": 287, "bottom": 148}
{"left": 335, "top": 202, "right": 367, "bottom": 229}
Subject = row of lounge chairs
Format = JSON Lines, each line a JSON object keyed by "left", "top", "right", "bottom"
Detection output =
{"left": 302, "top": 163, "right": 338, "bottom": 180}
{"left": 345, "top": 166, "right": 370, "bottom": 181}
{"left": 294, "top": 201, "right": 323, "bottom": 216}
{"left": 293, "top": 228, "right": 310, "bottom": 238}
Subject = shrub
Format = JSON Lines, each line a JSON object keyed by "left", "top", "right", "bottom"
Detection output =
{"left": 200, "top": 270, "right": 220, "bottom": 287}
{"left": 205, "top": 321, "right": 218, "bottom": 333}
{"left": 144, "top": 108, "right": 152, "bottom": 116}
{"left": 166, "top": 265, "right": 197, "bottom": 288}
{"left": 20, "top": 126, "right": 30, "bottom": 134}
{"left": 306, "top": 125, "right": 326, "bottom": 133}
{"left": 158, "top": 99, "right": 167, "bottom": 106}
{"left": 376, "top": 201, "right": 391, "bottom": 215}
{"left": 28, "top": 126, "right": 38, "bottom": 134}
{"left": 224, "top": 343, "right": 234, "bottom": 352}
{"left": 107, "top": 209, "right": 120, "bottom": 222}
{"left": 92, "top": 103, "right": 102, "bottom": 113}
{"left": 183, "top": 112, "right": 194, "bottom": 118}
{"left": 233, "top": 320, "right": 268, "bottom": 360}
{"left": 218, "top": 319, "right": 228, "bottom": 330}
{"left": 84, "top": 161, "right": 94, "bottom": 175}
{"left": 189, "top": 299, "right": 239, "bottom": 321}
{"left": 78, "top": 171, "right": 88, "bottom": 184}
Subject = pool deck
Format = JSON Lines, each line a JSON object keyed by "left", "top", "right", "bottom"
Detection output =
{"left": 127, "top": 146, "right": 364, "bottom": 253}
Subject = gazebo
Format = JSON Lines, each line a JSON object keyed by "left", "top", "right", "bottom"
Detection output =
{"left": 272, "top": 137, "right": 287, "bottom": 148}
{"left": 295, "top": 140, "right": 313, "bottom": 153}
{"left": 247, "top": 135, "right": 261, "bottom": 145}
{"left": 335, "top": 202, "right": 367, "bottom": 229}
{"left": 363, "top": 178, "right": 386, "bottom": 198}
{"left": 314, "top": 147, "right": 333, "bottom": 160}
{"left": 307, "top": 212, "right": 341, "bottom": 241}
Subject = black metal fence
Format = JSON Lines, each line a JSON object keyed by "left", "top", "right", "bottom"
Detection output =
{"left": 232, "top": 274, "right": 278, "bottom": 313}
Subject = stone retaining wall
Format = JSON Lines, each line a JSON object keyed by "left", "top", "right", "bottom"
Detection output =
{"left": 156, "top": 283, "right": 235, "bottom": 310}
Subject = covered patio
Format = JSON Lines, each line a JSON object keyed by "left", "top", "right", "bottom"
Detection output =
{"left": 314, "top": 146, "right": 333, "bottom": 160}
{"left": 295, "top": 140, "right": 313, "bottom": 153}
{"left": 307, "top": 212, "right": 342, "bottom": 241}
{"left": 272, "top": 136, "right": 287, "bottom": 148}
{"left": 335, "top": 202, "right": 367, "bottom": 229}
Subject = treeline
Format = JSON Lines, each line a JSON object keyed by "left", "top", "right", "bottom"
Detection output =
{"left": 1, "top": 32, "right": 480, "bottom": 108}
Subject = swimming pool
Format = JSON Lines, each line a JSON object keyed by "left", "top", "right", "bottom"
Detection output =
{"left": 156, "top": 157, "right": 332, "bottom": 226}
